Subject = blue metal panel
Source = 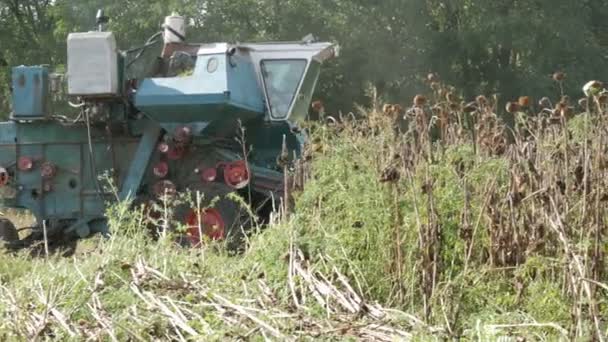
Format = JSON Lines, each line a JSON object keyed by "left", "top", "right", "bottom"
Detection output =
{"left": 43, "top": 144, "right": 81, "bottom": 218}
{"left": 135, "top": 55, "right": 229, "bottom": 109}
{"left": 11, "top": 66, "right": 48, "bottom": 119}
{"left": 226, "top": 54, "right": 265, "bottom": 113}
{"left": 9, "top": 122, "right": 140, "bottom": 222}
{"left": 0, "top": 122, "right": 17, "bottom": 144}
{"left": 135, "top": 53, "right": 265, "bottom": 122}
{"left": 137, "top": 90, "right": 229, "bottom": 107}
{"left": 119, "top": 120, "right": 162, "bottom": 201}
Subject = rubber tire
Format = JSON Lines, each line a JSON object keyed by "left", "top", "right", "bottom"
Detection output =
{"left": 0, "top": 218, "right": 19, "bottom": 243}
{"left": 175, "top": 183, "right": 250, "bottom": 251}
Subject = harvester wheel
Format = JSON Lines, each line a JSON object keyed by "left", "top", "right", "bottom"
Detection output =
{"left": 177, "top": 184, "right": 250, "bottom": 250}
{"left": 0, "top": 218, "right": 19, "bottom": 244}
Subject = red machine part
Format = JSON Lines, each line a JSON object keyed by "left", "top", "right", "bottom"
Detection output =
{"left": 174, "top": 126, "right": 192, "bottom": 145}
{"left": 40, "top": 162, "right": 57, "bottom": 179}
{"left": 185, "top": 208, "right": 225, "bottom": 245}
{"left": 18, "top": 156, "right": 33, "bottom": 171}
{"left": 201, "top": 167, "right": 217, "bottom": 182}
{"left": 168, "top": 145, "right": 185, "bottom": 160}
{"left": 223, "top": 160, "right": 250, "bottom": 189}
{"left": 157, "top": 142, "right": 170, "bottom": 154}
{"left": 153, "top": 161, "right": 169, "bottom": 178}
{"left": 153, "top": 180, "right": 177, "bottom": 196}
{"left": 0, "top": 167, "right": 9, "bottom": 186}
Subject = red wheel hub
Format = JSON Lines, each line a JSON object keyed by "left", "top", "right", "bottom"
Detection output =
{"left": 186, "top": 208, "right": 225, "bottom": 245}
{"left": 0, "top": 167, "right": 9, "bottom": 186}
{"left": 201, "top": 167, "right": 217, "bottom": 182}
{"left": 153, "top": 161, "right": 169, "bottom": 178}
{"left": 223, "top": 160, "right": 250, "bottom": 189}
{"left": 157, "top": 142, "right": 170, "bottom": 154}
{"left": 168, "top": 145, "right": 185, "bottom": 160}
{"left": 174, "top": 126, "right": 192, "bottom": 145}
{"left": 18, "top": 156, "right": 33, "bottom": 171}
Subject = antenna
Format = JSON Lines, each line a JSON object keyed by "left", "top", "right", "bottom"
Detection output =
{"left": 301, "top": 34, "right": 316, "bottom": 44}
{"left": 96, "top": 9, "right": 110, "bottom": 32}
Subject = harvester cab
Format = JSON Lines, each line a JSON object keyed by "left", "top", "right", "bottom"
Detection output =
{"left": 65, "top": 12, "right": 336, "bottom": 125}
{"left": 0, "top": 12, "right": 336, "bottom": 246}
{"left": 135, "top": 39, "right": 336, "bottom": 125}
{"left": 156, "top": 16, "right": 336, "bottom": 125}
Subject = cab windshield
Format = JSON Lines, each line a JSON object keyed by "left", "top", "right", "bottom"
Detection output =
{"left": 261, "top": 59, "right": 307, "bottom": 119}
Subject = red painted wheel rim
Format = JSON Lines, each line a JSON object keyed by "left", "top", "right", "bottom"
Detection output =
{"left": 153, "top": 161, "right": 169, "bottom": 178}
{"left": 223, "top": 160, "right": 250, "bottom": 189}
{"left": 157, "top": 142, "right": 170, "bottom": 154}
{"left": 18, "top": 156, "right": 33, "bottom": 171}
{"left": 168, "top": 145, "right": 185, "bottom": 160}
{"left": 174, "top": 126, "right": 192, "bottom": 145}
{"left": 201, "top": 167, "right": 217, "bottom": 182}
{"left": 186, "top": 208, "right": 225, "bottom": 245}
{"left": 0, "top": 167, "right": 9, "bottom": 186}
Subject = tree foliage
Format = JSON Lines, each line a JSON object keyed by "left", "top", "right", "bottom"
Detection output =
{"left": 1, "top": 0, "right": 608, "bottom": 114}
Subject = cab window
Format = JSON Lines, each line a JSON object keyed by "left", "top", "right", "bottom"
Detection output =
{"left": 261, "top": 59, "right": 307, "bottom": 119}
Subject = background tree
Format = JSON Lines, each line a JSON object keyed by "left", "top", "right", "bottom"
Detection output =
{"left": 1, "top": 0, "right": 608, "bottom": 116}
{"left": 0, "top": 0, "right": 57, "bottom": 112}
